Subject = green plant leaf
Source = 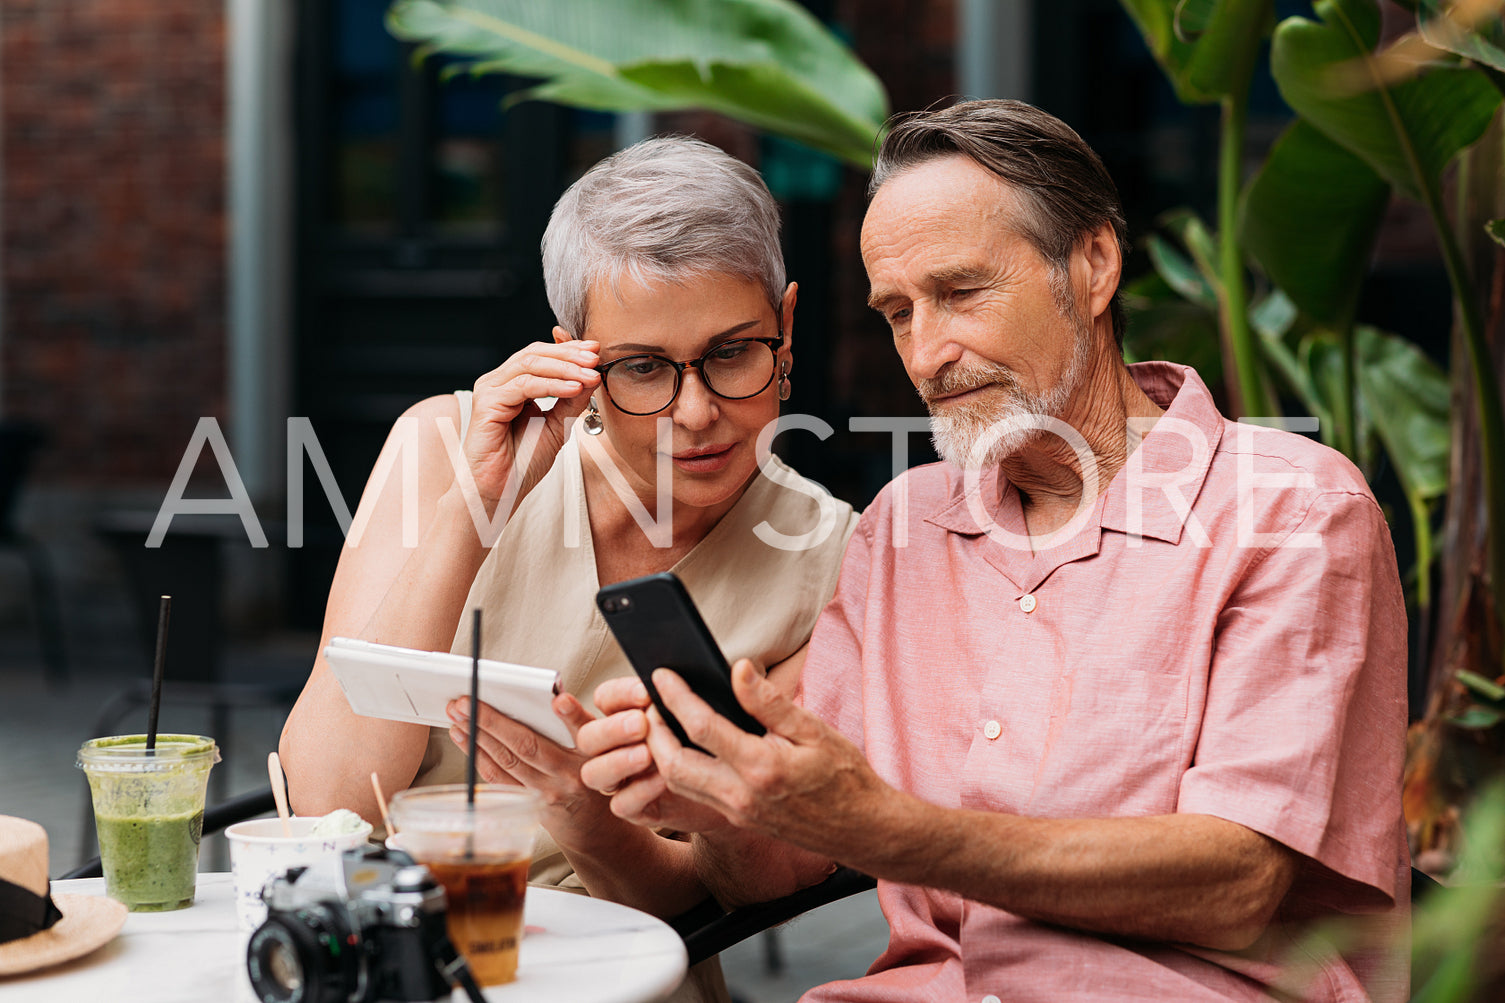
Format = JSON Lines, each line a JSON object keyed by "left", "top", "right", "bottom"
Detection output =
{"left": 1185, "top": 0, "right": 1275, "bottom": 100}
{"left": 1450, "top": 707, "right": 1504, "bottom": 729}
{"left": 1249, "top": 289, "right": 1297, "bottom": 339}
{"left": 1418, "top": 0, "right": 1505, "bottom": 74}
{"left": 615, "top": 60, "right": 877, "bottom": 163}
{"left": 1257, "top": 325, "right": 1334, "bottom": 434}
{"left": 1174, "top": 0, "right": 1218, "bottom": 41}
{"left": 1410, "top": 783, "right": 1505, "bottom": 989}
{"left": 386, "top": 0, "right": 888, "bottom": 168}
{"left": 1270, "top": 0, "right": 1502, "bottom": 200}
{"left": 1355, "top": 325, "right": 1452, "bottom": 502}
{"left": 1146, "top": 233, "right": 1219, "bottom": 309}
{"left": 1158, "top": 208, "right": 1220, "bottom": 282}
{"left": 1241, "top": 119, "right": 1390, "bottom": 328}
{"left": 1121, "top": 272, "right": 1225, "bottom": 384}
{"left": 1120, "top": 0, "right": 1273, "bottom": 102}
{"left": 1119, "top": 0, "right": 1203, "bottom": 101}
{"left": 1488, "top": 218, "right": 1505, "bottom": 247}
{"left": 1456, "top": 667, "right": 1505, "bottom": 703}
{"left": 1302, "top": 331, "right": 1350, "bottom": 450}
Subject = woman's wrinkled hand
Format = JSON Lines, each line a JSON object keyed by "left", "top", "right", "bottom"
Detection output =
{"left": 446, "top": 691, "right": 612, "bottom": 843}
{"left": 576, "top": 676, "right": 733, "bottom": 835}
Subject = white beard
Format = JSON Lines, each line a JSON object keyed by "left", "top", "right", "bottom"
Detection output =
{"left": 921, "top": 321, "right": 1092, "bottom": 471}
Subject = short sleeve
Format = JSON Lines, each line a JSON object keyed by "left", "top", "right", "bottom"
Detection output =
{"left": 797, "top": 511, "right": 876, "bottom": 750}
{"left": 1177, "top": 489, "right": 1408, "bottom": 913}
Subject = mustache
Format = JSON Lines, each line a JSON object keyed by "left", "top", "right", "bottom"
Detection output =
{"left": 917, "top": 361, "right": 1019, "bottom": 405}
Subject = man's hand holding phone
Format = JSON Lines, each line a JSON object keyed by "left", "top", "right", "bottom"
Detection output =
{"left": 580, "top": 659, "right": 862, "bottom": 906}
{"left": 581, "top": 657, "right": 887, "bottom": 848}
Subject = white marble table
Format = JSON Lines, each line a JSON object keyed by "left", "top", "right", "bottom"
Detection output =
{"left": 3, "top": 873, "right": 687, "bottom": 1003}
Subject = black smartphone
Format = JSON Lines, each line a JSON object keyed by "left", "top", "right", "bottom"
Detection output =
{"left": 596, "top": 572, "right": 766, "bottom": 754}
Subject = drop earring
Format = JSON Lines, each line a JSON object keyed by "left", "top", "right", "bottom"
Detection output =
{"left": 582, "top": 398, "right": 605, "bottom": 435}
{"left": 777, "top": 362, "right": 791, "bottom": 401}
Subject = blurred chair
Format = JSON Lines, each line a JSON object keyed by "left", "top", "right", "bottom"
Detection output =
{"left": 0, "top": 420, "right": 68, "bottom": 689}
{"left": 674, "top": 866, "right": 878, "bottom": 968}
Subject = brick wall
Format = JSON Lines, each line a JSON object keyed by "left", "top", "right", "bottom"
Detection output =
{"left": 2, "top": 0, "right": 227, "bottom": 487}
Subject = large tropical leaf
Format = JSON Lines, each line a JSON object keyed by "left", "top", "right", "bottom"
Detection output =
{"left": 1118, "top": 0, "right": 1202, "bottom": 101}
{"left": 1118, "top": 0, "right": 1273, "bottom": 102}
{"left": 1418, "top": 0, "right": 1505, "bottom": 74}
{"left": 1240, "top": 118, "right": 1390, "bottom": 329}
{"left": 1183, "top": 0, "right": 1275, "bottom": 100}
{"left": 1355, "top": 324, "right": 1451, "bottom": 503}
{"left": 1270, "top": 0, "right": 1501, "bottom": 200}
{"left": 386, "top": 0, "right": 888, "bottom": 168}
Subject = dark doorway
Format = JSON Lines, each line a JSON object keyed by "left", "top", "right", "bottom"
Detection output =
{"left": 288, "top": 0, "right": 614, "bottom": 625}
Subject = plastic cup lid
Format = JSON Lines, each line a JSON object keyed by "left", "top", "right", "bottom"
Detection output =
{"left": 387, "top": 784, "right": 539, "bottom": 830}
{"left": 76, "top": 734, "right": 220, "bottom": 772}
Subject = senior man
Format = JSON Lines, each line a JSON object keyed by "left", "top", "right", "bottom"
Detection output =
{"left": 580, "top": 100, "right": 1408, "bottom": 1001}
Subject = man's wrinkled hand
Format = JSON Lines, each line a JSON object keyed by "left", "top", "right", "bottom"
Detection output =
{"left": 644, "top": 658, "right": 891, "bottom": 855}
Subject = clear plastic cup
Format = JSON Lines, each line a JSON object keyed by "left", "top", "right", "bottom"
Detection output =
{"left": 387, "top": 785, "right": 539, "bottom": 986}
{"left": 76, "top": 734, "right": 219, "bottom": 912}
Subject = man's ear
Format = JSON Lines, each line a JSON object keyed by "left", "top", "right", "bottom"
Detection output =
{"left": 1080, "top": 223, "right": 1121, "bottom": 325}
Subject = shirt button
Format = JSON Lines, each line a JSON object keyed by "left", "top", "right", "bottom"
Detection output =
{"left": 983, "top": 720, "right": 1002, "bottom": 741}
{"left": 1019, "top": 594, "right": 1037, "bottom": 613}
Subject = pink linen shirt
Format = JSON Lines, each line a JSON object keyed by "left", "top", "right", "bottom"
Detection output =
{"left": 799, "top": 362, "right": 1409, "bottom": 1002}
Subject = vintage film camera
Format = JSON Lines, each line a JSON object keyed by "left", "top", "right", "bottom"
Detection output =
{"left": 245, "top": 845, "right": 484, "bottom": 1003}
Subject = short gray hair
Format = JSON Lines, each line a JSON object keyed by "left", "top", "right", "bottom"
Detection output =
{"left": 542, "top": 136, "right": 786, "bottom": 336}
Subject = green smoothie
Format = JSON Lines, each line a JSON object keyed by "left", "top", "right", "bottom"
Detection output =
{"left": 95, "top": 808, "right": 204, "bottom": 911}
{"left": 77, "top": 734, "right": 218, "bottom": 912}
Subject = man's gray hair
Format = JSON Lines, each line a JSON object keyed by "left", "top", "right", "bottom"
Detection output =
{"left": 870, "top": 100, "right": 1129, "bottom": 348}
{"left": 542, "top": 136, "right": 785, "bottom": 336}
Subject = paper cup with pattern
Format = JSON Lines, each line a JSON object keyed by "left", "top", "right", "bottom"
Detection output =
{"left": 226, "top": 817, "right": 373, "bottom": 931}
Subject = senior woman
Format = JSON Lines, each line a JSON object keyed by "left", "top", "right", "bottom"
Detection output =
{"left": 278, "top": 136, "right": 856, "bottom": 999}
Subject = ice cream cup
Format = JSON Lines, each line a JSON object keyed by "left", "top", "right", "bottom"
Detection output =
{"left": 225, "top": 816, "right": 374, "bottom": 931}
{"left": 76, "top": 734, "right": 220, "bottom": 912}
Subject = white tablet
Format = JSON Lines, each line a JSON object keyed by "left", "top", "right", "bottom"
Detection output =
{"left": 324, "top": 636, "right": 574, "bottom": 749}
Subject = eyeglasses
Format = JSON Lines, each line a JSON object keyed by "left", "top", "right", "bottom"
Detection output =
{"left": 596, "top": 333, "right": 784, "bottom": 416}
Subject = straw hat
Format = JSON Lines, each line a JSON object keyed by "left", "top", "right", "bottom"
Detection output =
{"left": 0, "top": 816, "right": 126, "bottom": 976}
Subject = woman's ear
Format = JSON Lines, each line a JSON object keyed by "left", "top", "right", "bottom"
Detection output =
{"left": 552, "top": 325, "right": 574, "bottom": 345}
{"left": 779, "top": 282, "right": 798, "bottom": 373}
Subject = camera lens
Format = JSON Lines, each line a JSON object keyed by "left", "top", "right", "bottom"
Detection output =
{"left": 247, "top": 907, "right": 361, "bottom": 1003}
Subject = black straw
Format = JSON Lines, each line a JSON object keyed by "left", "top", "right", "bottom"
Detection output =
{"left": 146, "top": 595, "right": 171, "bottom": 752}
{"left": 467, "top": 608, "right": 480, "bottom": 805}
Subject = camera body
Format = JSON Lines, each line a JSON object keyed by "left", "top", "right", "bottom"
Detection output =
{"left": 246, "top": 845, "right": 459, "bottom": 1003}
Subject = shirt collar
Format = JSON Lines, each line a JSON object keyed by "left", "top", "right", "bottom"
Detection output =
{"left": 1098, "top": 361, "right": 1223, "bottom": 544}
{"left": 923, "top": 361, "right": 1223, "bottom": 547}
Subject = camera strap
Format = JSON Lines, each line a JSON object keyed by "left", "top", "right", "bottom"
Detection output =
{"left": 434, "top": 938, "right": 487, "bottom": 1003}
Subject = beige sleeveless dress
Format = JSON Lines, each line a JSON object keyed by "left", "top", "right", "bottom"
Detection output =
{"left": 410, "top": 394, "right": 858, "bottom": 1001}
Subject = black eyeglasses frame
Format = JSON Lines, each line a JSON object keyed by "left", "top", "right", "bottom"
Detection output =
{"left": 594, "top": 331, "right": 786, "bottom": 417}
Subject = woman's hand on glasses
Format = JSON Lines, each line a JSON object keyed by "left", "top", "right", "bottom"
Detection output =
{"left": 461, "top": 331, "right": 601, "bottom": 516}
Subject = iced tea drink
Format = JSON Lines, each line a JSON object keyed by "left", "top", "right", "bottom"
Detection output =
{"left": 388, "top": 785, "right": 539, "bottom": 986}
